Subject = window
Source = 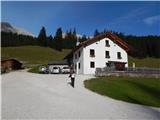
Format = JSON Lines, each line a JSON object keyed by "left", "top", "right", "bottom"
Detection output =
{"left": 105, "top": 40, "right": 110, "bottom": 47}
{"left": 75, "top": 54, "right": 77, "bottom": 59}
{"left": 105, "top": 51, "right": 110, "bottom": 58}
{"left": 90, "top": 49, "right": 95, "bottom": 57}
{"left": 78, "top": 62, "right": 80, "bottom": 69}
{"left": 117, "top": 52, "right": 122, "bottom": 59}
{"left": 78, "top": 51, "right": 81, "bottom": 57}
{"left": 90, "top": 62, "right": 95, "bottom": 68}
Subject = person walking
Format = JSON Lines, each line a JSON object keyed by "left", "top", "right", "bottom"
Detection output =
{"left": 69, "top": 65, "right": 75, "bottom": 88}
{"left": 70, "top": 71, "right": 75, "bottom": 88}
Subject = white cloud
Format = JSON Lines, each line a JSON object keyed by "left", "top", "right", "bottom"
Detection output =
{"left": 144, "top": 15, "right": 160, "bottom": 25}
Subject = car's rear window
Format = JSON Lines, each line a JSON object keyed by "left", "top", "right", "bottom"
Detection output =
{"left": 53, "top": 67, "right": 58, "bottom": 69}
{"left": 63, "top": 67, "right": 69, "bottom": 69}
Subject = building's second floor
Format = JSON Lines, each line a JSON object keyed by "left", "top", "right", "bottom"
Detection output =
{"left": 73, "top": 37, "right": 128, "bottom": 64}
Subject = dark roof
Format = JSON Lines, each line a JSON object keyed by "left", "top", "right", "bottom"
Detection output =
{"left": 65, "top": 32, "right": 131, "bottom": 59}
{"left": 76, "top": 32, "right": 130, "bottom": 52}
{"left": 1, "top": 58, "right": 22, "bottom": 64}
{"left": 48, "top": 60, "right": 68, "bottom": 65}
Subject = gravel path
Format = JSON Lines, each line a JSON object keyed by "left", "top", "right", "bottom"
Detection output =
{"left": 2, "top": 70, "right": 160, "bottom": 119}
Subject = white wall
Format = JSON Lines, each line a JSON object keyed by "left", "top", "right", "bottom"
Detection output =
{"left": 72, "top": 48, "right": 84, "bottom": 74}
{"left": 83, "top": 38, "right": 128, "bottom": 74}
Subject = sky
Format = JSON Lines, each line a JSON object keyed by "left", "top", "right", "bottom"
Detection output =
{"left": 1, "top": 1, "right": 160, "bottom": 37}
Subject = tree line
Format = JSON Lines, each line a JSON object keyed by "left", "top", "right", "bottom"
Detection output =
{"left": 1, "top": 27, "right": 160, "bottom": 58}
{"left": 1, "top": 26, "right": 88, "bottom": 51}
{"left": 114, "top": 32, "right": 160, "bottom": 58}
{"left": 1, "top": 32, "right": 38, "bottom": 47}
{"left": 94, "top": 29, "right": 160, "bottom": 58}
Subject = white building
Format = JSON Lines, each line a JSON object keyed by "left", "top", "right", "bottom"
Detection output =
{"left": 67, "top": 32, "right": 131, "bottom": 75}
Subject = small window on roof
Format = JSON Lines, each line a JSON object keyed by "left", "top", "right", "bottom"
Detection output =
{"left": 105, "top": 40, "right": 110, "bottom": 47}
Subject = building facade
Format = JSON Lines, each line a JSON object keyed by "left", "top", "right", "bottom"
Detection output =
{"left": 70, "top": 32, "right": 130, "bottom": 75}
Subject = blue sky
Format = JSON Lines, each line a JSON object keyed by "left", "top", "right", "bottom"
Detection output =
{"left": 1, "top": 1, "right": 160, "bottom": 36}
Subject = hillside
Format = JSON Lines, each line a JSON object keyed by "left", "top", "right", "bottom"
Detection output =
{"left": 1, "top": 46, "right": 160, "bottom": 68}
{"left": 1, "top": 46, "right": 71, "bottom": 67}
{"left": 128, "top": 56, "right": 160, "bottom": 68}
{"left": 1, "top": 22, "right": 35, "bottom": 37}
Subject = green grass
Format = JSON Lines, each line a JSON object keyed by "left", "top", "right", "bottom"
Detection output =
{"left": 1, "top": 46, "right": 160, "bottom": 73}
{"left": 2, "top": 46, "right": 159, "bottom": 68}
{"left": 28, "top": 65, "right": 41, "bottom": 73}
{"left": 128, "top": 56, "right": 160, "bottom": 68}
{"left": 1, "top": 46, "right": 71, "bottom": 67}
{"left": 84, "top": 76, "right": 160, "bottom": 107}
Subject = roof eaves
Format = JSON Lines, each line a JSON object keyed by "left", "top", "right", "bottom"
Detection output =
{"left": 65, "top": 32, "right": 131, "bottom": 59}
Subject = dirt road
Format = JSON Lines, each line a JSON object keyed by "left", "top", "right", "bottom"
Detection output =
{"left": 2, "top": 71, "right": 160, "bottom": 119}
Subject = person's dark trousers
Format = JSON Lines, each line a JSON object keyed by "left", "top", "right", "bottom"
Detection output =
{"left": 71, "top": 78, "right": 75, "bottom": 88}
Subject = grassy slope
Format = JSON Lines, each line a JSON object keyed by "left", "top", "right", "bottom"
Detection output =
{"left": 1, "top": 46, "right": 71, "bottom": 66}
{"left": 84, "top": 76, "right": 160, "bottom": 107}
{"left": 1, "top": 46, "right": 160, "bottom": 68}
{"left": 128, "top": 56, "right": 160, "bottom": 68}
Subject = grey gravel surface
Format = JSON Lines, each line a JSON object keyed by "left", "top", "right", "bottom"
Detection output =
{"left": 2, "top": 70, "right": 160, "bottom": 119}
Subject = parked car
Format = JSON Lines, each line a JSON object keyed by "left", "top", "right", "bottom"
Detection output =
{"left": 39, "top": 66, "right": 48, "bottom": 74}
{"left": 61, "top": 66, "right": 70, "bottom": 74}
{"left": 51, "top": 67, "right": 61, "bottom": 74}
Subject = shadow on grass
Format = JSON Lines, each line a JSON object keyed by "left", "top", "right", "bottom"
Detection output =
{"left": 84, "top": 78, "right": 160, "bottom": 107}
{"left": 128, "top": 80, "right": 160, "bottom": 99}
{"left": 123, "top": 80, "right": 160, "bottom": 107}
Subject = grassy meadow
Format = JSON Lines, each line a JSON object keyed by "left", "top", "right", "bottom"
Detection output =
{"left": 1, "top": 46, "right": 160, "bottom": 69}
{"left": 128, "top": 56, "right": 160, "bottom": 68}
{"left": 1, "top": 46, "right": 71, "bottom": 67}
{"left": 84, "top": 76, "right": 160, "bottom": 107}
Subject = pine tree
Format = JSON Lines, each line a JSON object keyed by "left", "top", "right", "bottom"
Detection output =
{"left": 37, "top": 26, "right": 47, "bottom": 46}
{"left": 46, "top": 35, "right": 53, "bottom": 47}
{"left": 94, "top": 29, "right": 100, "bottom": 37}
{"left": 73, "top": 28, "right": 77, "bottom": 40}
{"left": 54, "top": 27, "right": 63, "bottom": 51}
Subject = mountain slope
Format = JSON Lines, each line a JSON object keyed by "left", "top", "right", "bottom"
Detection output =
{"left": 1, "top": 22, "right": 35, "bottom": 37}
{"left": 1, "top": 46, "right": 71, "bottom": 66}
{"left": 2, "top": 46, "right": 160, "bottom": 68}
